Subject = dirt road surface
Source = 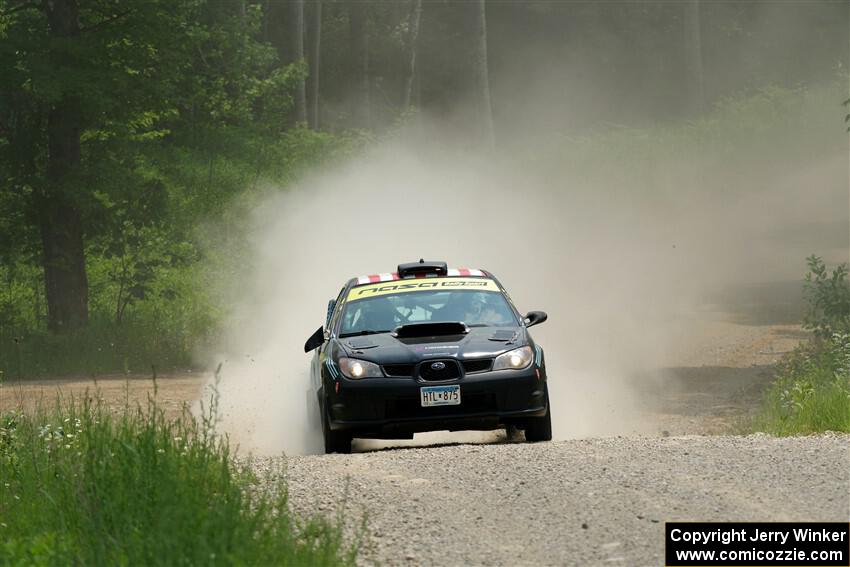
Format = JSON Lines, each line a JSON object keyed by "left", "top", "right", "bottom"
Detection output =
{"left": 278, "top": 435, "right": 848, "bottom": 566}
{"left": 0, "top": 372, "right": 204, "bottom": 419}
{"left": 2, "top": 281, "right": 848, "bottom": 566}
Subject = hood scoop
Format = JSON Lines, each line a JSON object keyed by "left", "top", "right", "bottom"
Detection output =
{"left": 392, "top": 321, "right": 469, "bottom": 339}
{"left": 488, "top": 330, "right": 518, "bottom": 343}
{"left": 346, "top": 338, "right": 379, "bottom": 350}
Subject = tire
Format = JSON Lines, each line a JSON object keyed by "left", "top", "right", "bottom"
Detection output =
{"left": 504, "top": 424, "right": 521, "bottom": 442}
{"left": 524, "top": 385, "right": 552, "bottom": 442}
{"left": 321, "top": 397, "right": 352, "bottom": 454}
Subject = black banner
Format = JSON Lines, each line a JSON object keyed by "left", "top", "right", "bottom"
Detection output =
{"left": 666, "top": 522, "right": 850, "bottom": 566}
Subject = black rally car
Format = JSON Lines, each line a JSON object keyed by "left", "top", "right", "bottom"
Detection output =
{"left": 304, "top": 260, "right": 551, "bottom": 453}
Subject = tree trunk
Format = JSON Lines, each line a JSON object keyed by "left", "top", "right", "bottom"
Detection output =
{"left": 42, "top": 0, "right": 88, "bottom": 332}
{"left": 290, "top": 0, "right": 307, "bottom": 125}
{"left": 262, "top": 0, "right": 272, "bottom": 43}
{"left": 683, "top": 0, "right": 705, "bottom": 114}
{"left": 403, "top": 0, "right": 422, "bottom": 111}
{"left": 307, "top": 0, "right": 322, "bottom": 129}
{"left": 348, "top": 1, "right": 370, "bottom": 129}
{"left": 473, "top": 0, "right": 495, "bottom": 148}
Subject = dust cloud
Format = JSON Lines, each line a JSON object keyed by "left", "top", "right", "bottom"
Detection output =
{"left": 205, "top": 96, "right": 847, "bottom": 455}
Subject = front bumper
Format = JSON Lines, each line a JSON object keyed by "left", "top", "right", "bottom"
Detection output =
{"left": 326, "top": 368, "right": 547, "bottom": 437}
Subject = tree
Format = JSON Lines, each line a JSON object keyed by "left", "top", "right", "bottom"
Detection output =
{"left": 348, "top": 1, "right": 370, "bottom": 129}
{"left": 290, "top": 0, "right": 307, "bottom": 125}
{"left": 0, "top": 0, "right": 291, "bottom": 334}
{"left": 40, "top": 0, "right": 88, "bottom": 332}
{"left": 683, "top": 0, "right": 704, "bottom": 114}
{"left": 307, "top": 0, "right": 322, "bottom": 129}
{"left": 472, "top": 0, "right": 494, "bottom": 148}
{"left": 403, "top": 0, "right": 422, "bottom": 111}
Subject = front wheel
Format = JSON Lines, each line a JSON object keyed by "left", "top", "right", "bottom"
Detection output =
{"left": 524, "top": 385, "right": 552, "bottom": 442}
{"left": 321, "top": 397, "right": 352, "bottom": 454}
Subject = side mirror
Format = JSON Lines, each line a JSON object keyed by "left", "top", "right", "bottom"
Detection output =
{"left": 525, "top": 311, "right": 548, "bottom": 328}
{"left": 304, "top": 326, "right": 324, "bottom": 352}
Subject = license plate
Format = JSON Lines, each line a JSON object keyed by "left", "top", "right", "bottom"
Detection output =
{"left": 420, "top": 385, "right": 461, "bottom": 407}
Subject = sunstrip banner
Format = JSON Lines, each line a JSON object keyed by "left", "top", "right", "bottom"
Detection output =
{"left": 354, "top": 268, "right": 485, "bottom": 285}
{"left": 347, "top": 277, "right": 501, "bottom": 301}
{"left": 356, "top": 273, "right": 398, "bottom": 285}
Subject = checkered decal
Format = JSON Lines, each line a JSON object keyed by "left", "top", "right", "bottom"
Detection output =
{"left": 354, "top": 268, "right": 485, "bottom": 285}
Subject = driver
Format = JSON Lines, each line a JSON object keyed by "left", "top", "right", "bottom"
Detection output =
{"left": 362, "top": 297, "right": 398, "bottom": 331}
{"left": 462, "top": 298, "right": 484, "bottom": 324}
{"left": 462, "top": 293, "right": 508, "bottom": 325}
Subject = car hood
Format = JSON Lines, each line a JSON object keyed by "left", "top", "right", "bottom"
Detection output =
{"left": 338, "top": 326, "right": 527, "bottom": 363}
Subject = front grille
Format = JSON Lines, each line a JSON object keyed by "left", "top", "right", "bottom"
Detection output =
{"left": 418, "top": 359, "right": 461, "bottom": 381}
{"left": 461, "top": 359, "right": 492, "bottom": 373}
{"left": 382, "top": 364, "right": 415, "bottom": 377}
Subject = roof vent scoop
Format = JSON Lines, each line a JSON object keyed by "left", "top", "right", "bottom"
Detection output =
{"left": 393, "top": 321, "right": 468, "bottom": 338}
{"left": 397, "top": 260, "right": 448, "bottom": 278}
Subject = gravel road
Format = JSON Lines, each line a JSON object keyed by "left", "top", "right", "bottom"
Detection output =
{"left": 275, "top": 434, "right": 849, "bottom": 566}
{"left": 277, "top": 403, "right": 850, "bottom": 565}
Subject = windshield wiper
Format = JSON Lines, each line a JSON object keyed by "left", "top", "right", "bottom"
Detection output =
{"left": 339, "top": 330, "right": 391, "bottom": 338}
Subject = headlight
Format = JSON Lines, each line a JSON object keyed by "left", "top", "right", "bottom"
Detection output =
{"left": 338, "top": 357, "right": 383, "bottom": 379}
{"left": 492, "top": 346, "right": 534, "bottom": 370}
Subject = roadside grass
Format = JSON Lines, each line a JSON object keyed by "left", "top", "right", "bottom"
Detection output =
{"left": 752, "top": 338, "right": 850, "bottom": 435}
{"left": 0, "top": 390, "right": 358, "bottom": 566}
{"left": 751, "top": 256, "right": 850, "bottom": 436}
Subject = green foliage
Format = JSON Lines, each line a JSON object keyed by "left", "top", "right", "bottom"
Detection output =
{"left": 0, "top": 225, "right": 217, "bottom": 376}
{"left": 0, "top": 395, "right": 358, "bottom": 566}
{"left": 525, "top": 82, "right": 843, "bottom": 181}
{"left": 0, "top": 0, "right": 312, "bottom": 328}
{"left": 802, "top": 255, "right": 850, "bottom": 339}
{"left": 753, "top": 336, "right": 850, "bottom": 435}
{"left": 0, "top": 114, "right": 352, "bottom": 378}
{"left": 753, "top": 255, "right": 850, "bottom": 435}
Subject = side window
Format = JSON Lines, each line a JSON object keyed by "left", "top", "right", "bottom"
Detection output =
{"left": 325, "top": 300, "right": 335, "bottom": 327}
{"left": 327, "top": 287, "right": 347, "bottom": 336}
{"left": 500, "top": 289, "right": 521, "bottom": 319}
{"left": 341, "top": 303, "right": 363, "bottom": 333}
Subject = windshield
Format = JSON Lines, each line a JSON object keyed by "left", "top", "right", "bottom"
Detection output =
{"left": 339, "top": 290, "right": 518, "bottom": 337}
